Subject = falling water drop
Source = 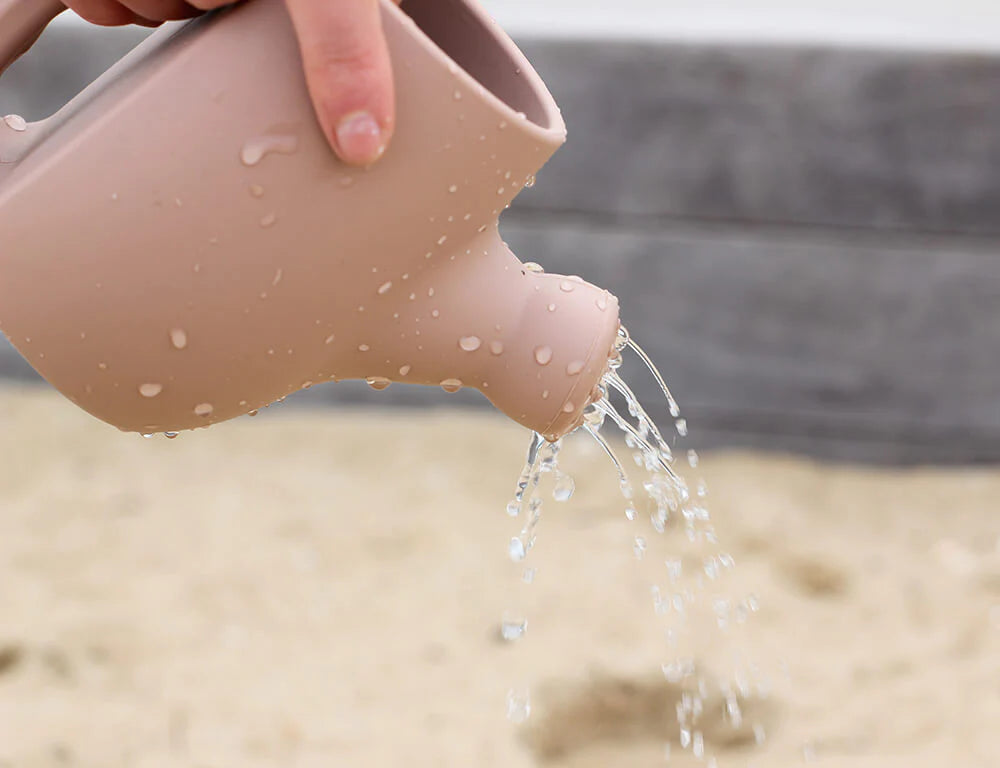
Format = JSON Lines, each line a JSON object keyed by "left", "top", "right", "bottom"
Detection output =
{"left": 139, "top": 383, "right": 163, "bottom": 398}
{"left": 500, "top": 617, "right": 527, "bottom": 641}
{"left": 552, "top": 473, "right": 575, "bottom": 502}
{"left": 459, "top": 336, "right": 482, "bottom": 352}
{"left": 194, "top": 403, "right": 214, "bottom": 417}
{"left": 633, "top": 536, "right": 647, "bottom": 559}
{"left": 675, "top": 418, "right": 688, "bottom": 437}
{"left": 508, "top": 537, "right": 526, "bottom": 562}
{"left": 534, "top": 346, "right": 553, "bottom": 365}
{"left": 505, "top": 689, "right": 530, "bottom": 723}
{"left": 169, "top": 328, "right": 188, "bottom": 350}
{"left": 440, "top": 378, "right": 463, "bottom": 393}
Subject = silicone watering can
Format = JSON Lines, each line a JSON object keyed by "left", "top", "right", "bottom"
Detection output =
{"left": 0, "top": 0, "right": 620, "bottom": 441}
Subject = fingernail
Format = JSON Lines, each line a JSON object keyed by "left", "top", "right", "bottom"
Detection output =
{"left": 334, "top": 111, "right": 386, "bottom": 165}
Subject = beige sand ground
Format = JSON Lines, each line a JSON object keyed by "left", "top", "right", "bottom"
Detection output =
{"left": 0, "top": 385, "right": 997, "bottom": 767}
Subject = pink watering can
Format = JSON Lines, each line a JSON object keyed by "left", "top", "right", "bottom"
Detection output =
{"left": 0, "top": 0, "right": 621, "bottom": 441}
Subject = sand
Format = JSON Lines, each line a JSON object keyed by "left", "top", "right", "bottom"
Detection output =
{"left": 0, "top": 384, "right": 997, "bottom": 767}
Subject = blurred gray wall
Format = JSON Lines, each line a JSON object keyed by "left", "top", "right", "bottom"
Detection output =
{"left": 2, "top": 21, "right": 999, "bottom": 464}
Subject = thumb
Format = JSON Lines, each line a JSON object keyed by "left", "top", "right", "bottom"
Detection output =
{"left": 285, "top": 0, "right": 398, "bottom": 166}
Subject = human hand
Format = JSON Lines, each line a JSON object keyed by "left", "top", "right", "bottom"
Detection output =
{"left": 63, "top": 0, "right": 400, "bottom": 165}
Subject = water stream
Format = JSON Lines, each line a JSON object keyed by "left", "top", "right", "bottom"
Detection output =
{"left": 501, "top": 325, "right": 767, "bottom": 761}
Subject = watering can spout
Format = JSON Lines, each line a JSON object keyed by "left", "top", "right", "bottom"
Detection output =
{"left": 0, "top": 0, "right": 620, "bottom": 439}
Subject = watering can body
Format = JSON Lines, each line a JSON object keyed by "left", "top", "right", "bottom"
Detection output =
{"left": 0, "top": 0, "right": 620, "bottom": 440}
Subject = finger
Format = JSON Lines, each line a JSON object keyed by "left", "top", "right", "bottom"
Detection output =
{"left": 285, "top": 0, "right": 396, "bottom": 165}
{"left": 117, "top": 0, "right": 200, "bottom": 21}
{"left": 64, "top": 0, "right": 140, "bottom": 26}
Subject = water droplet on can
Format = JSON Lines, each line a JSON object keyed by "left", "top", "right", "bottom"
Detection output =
{"left": 169, "top": 328, "right": 188, "bottom": 349}
{"left": 377, "top": 281, "right": 393, "bottom": 295}
{"left": 559, "top": 280, "right": 575, "bottom": 293}
{"left": 534, "top": 346, "right": 552, "bottom": 365}
{"left": 523, "top": 262, "right": 544, "bottom": 273}
{"left": 366, "top": 376, "right": 391, "bottom": 391}
{"left": 358, "top": 344, "right": 370, "bottom": 352}
{"left": 448, "top": 184, "right": 458, "bottom": 193}
{"left": 489, "top": 340, "right": 504, "bottom": 355}
{"left": 566, "top": 360, "right": 585, "bottom": 376}
{"left": 240, "top": 134, "right": 298, "bottom": 166}
{"left": 249, "top": 184, "right": 264, "bottom": 197}
{"left": 562, "top": 401, "right": 576, "bottom": 413}
{"left": 139, "top": 382, "right": 163, "bottom": 398}
{"left": 440, "top": 378, "right": 463, "bottom": 393}
{"left": 3, "top": 114, "right": 27, "bottom": 132}
{"left": 194, "top": 402, "right": 214, "bottom": 417}
{"left": 260, "top": 212, "right": 277, "bottom": 228}
{"left": 459, "top": 335, "right": 482, "bottom": 352}
{"left": 398, "top": 364, "right": 411, "bottom": 376}
{"left": 164, "top": 431, "right": 179, "bottom": 439}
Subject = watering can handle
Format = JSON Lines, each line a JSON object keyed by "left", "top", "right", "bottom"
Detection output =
{"left": 0, "top": 0, "right": 65, "bottom": 79}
